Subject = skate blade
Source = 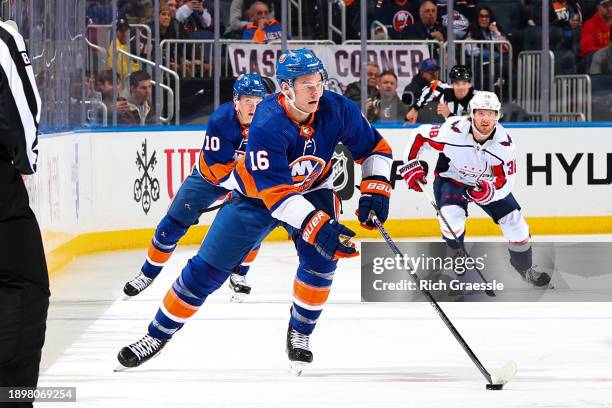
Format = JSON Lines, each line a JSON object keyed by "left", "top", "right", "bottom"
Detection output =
{"left": 288, "top": 361, "right": 308, "bottom": 376}
{"left": 230, "top": 292, "right": 245, "bottom": 303}
{"left": 491, "top": 360, "right": 518, "bottom": 385}
{"left": 114, "top": 364, "right": 132, "bottom": 372}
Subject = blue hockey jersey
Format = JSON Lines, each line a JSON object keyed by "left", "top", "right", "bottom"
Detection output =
{"left": 198, "top": 101, "right": 249, "bottom": 186}
{"left": 230, "top": 90, "right": 393, "bottom": 229}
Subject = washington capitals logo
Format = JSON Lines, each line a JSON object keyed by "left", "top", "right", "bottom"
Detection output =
{"left": 501, "top": 135, "right": 513, "bottom": 146}
{"left": 134, "top": 139, "right": 160, "bottom": 215}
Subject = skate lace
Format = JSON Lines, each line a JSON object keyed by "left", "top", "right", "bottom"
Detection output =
{"left": 129, "top": 334, "right": 162, "bottom": 359}
{"left": 130, "top": 273, "right": 153, "bottom": 291}
{"left": 526, "top": 267, "right": 542, "bottom": 281}
{"left": 289, "top": 329, "right": 310, "bottom": 350}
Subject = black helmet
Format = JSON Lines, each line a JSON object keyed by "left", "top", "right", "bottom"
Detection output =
{"left": 448, "top": 65, "right": 472, "bottom": 82}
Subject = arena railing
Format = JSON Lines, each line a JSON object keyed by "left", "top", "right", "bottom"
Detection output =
{"left": 369, "top": 20, "right": 389, "bottom": 40}
{"left": 328, "top": 0, "right": 346, "bottom": 44}
{"left": 288, "top": 0, "right": 303, "bottom": 40}
{"left": 450, "top": 39, "right": 513, "bottom": 103}
{"left": 552, "top": 74, "right": 591, "bottom": 122}
{"left": 517, "top": 50, "right": 555, "bottom": 121}
{"left": 517, "top": 51, "right": 592, "bottom": 122}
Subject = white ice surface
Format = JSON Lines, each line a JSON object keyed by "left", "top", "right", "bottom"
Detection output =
{"left": 40, "top": 236, "right": 612, "bottom": 407}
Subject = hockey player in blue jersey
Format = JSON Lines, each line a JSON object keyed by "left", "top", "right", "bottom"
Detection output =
{"left": 116, "top": 49, "right": 394, "bottom": 374}
{"left": 123, "top": 73, "right": 267, "bottom": 302}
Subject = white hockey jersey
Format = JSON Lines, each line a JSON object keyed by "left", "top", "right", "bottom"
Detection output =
{"left": 403, "top": 116, "right": 517, "bottom": 202}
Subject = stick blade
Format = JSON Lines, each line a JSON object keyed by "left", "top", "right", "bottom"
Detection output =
{"left": 491, "top": 360, "right": 518, "bottom": 385}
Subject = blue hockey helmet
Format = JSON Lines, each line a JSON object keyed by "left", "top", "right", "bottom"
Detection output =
{"left": 276, "top": 48, "right": 327, "bottom": 87}
{"left": 233, "top": 73, "right": 267, "bottom": 99}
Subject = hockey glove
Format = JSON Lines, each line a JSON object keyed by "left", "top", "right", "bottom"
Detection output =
{"left": 399, "top": 159, "right": 427, "bottom": 192}
{"left": 302, "top": 210, "right": 358, "bottom": 261}
{"left": 466, "top": 179, "right": 495, "bottom": 205}
{"left": 357, "top": 176, "right": 391, "bottom": 230}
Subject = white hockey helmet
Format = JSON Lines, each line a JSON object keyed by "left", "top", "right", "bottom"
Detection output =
{"left": 468, "top": 91, "right": 501, "bottom": 120}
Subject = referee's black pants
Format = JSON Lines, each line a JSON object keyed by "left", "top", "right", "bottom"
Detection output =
{"left": 0, "top": 282, "right": 48, "bottom": 408}
{"left": 0, "top": 218, "right": 50, "bottom": 408}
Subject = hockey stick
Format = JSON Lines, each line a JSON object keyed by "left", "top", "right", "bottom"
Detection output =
{"left": 416, "top": 180, "right": 496, "bottom": 297}
{"left": 368, "top": 210, "right": 517, "bottom": 389}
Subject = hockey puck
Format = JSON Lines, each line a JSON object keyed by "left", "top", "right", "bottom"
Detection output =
{"left": 486, "top": 383, "right": 504, "bottom": 390}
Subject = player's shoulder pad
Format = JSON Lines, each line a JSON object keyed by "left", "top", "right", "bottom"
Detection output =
{"left": 441, "top": 115, "right": 471, "bottom": 136}
{"left": 249, "top": 94, "right": 283, "bottom": 128}
{"left": 493, "top": 123, "right": 515, "bottom": 148}
{"left": 209, "top": 100, "right": 236, "bottom": 124}
{"left": 321, "top": 90, "right": 357, "bottom": 119}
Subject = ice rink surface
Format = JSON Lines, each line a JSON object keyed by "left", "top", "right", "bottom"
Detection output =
{"left": 40, "top": 236, "right": 612, "bottom": 408}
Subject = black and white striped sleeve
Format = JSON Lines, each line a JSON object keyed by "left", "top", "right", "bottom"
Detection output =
{"left": 0, "top": 21, "right": 41, "bottom": 175}
{"left": 413, "top": 80, "right": 451, "bottom": 111}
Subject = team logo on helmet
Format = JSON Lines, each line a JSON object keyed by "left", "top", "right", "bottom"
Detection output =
{"left": 279, "top": 53, "right": 287, "bottom": 63}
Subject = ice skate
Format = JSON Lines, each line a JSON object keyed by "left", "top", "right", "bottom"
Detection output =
{"left": 123, "top": 272, "right": 154, "bottom": 298}
{"left": 286, "top": 324, "right": 313, "bottom": 376}
{"left": 115, "top": 334, "right": 168, "bottom": 371}
{"left": 518, "top": 266, "right": 552, "bottom": 288}
{"left": 229, "top": 273, "right": 251, "bottom": 303}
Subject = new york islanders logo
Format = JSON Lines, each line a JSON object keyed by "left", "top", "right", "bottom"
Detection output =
{"left": 393, "top": 10, "right": 415, "bottom": 32}
{"left": 290, "top": 155, "right": 326, "bottom": 192}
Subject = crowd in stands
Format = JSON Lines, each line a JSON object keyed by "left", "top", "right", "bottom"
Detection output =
{"left": 84, "top": 0, "right": 612, "bottom": 125}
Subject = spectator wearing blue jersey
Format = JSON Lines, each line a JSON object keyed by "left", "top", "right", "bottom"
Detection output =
{"left": 241, "top": 1, "right": 285, "bottom": 43}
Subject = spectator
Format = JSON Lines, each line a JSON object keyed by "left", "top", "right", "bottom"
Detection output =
{"left": 580, "top": 0, "right": 612, "bottom": 57}
{"left": 529, "top": 0, "right": 582, "bottom": 30}
{"left": 242, "top": 1, "right": 284, "bottom": 43}
{"left": 148, "top": 4, "right": 207, "bottom": 77}
{"left": 441, "top": 10, "right": 471, "bottom": 39}
{"left": 164, "top": 0, "right": 179, "bottom": 18}
{"left": 401, "top": 0, "right": 446, "bottom": 42}
{"left": 343, "top": 62, "right": 381, "bottom": 105}
{"left": 226, "top": 0, "right": 252, "bottom": 35}
{"left": 466, "top": 6, "right": 511, "bottom": 59}
{"left": 226, "top": 0, "right": 277, "bottom": 37}
{"left": 176, "top": 0, "right": 214, "bottom": 37}
{"left": 371, "top": 0, "right": 420, "bottom": 40}
{"left": 589, "top": 40, "right": 612, "bottom": 73}
{"left": 371, "top": 70, "right": 410, "bottom": 123}
{"left": 106, "top": 19, "right": 141, "bottom": 80}
{"left": 435, "top": 0, "right": 476, "bottom": 27}
{"left": 92, "top": 70, "right": 131, "bottom": 123}
{"left": 119, "top": 71, "right": 156, "bottom": 125}
{"left": 401, "top": 58, "right": 440, "bottom": 107}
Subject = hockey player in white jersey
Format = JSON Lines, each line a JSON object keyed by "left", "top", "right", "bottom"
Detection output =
{"left": 399, "top": 91, "right": 551, "bottom": 286}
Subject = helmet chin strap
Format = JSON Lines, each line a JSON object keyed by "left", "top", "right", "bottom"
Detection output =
{"left": 282, "top": 88, "right": 312, "bottom": 117}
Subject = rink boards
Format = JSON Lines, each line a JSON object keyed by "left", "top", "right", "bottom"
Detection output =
{"left": 27, "top": 124, "right": 612, "bottom": 273}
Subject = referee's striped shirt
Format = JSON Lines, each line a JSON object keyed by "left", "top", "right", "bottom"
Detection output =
{"left": 413, "top": 80, "right": 475, "bottom": 117}
{"left": 0, "top": 20, "right": 41, "bottom": 175}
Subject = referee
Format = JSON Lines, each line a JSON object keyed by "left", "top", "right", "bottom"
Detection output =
{"left": 405, "top": 64, "right": 476, "bottom": 124}
{"left": 0, "top": 20, "right": 48, "bottom": 408}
